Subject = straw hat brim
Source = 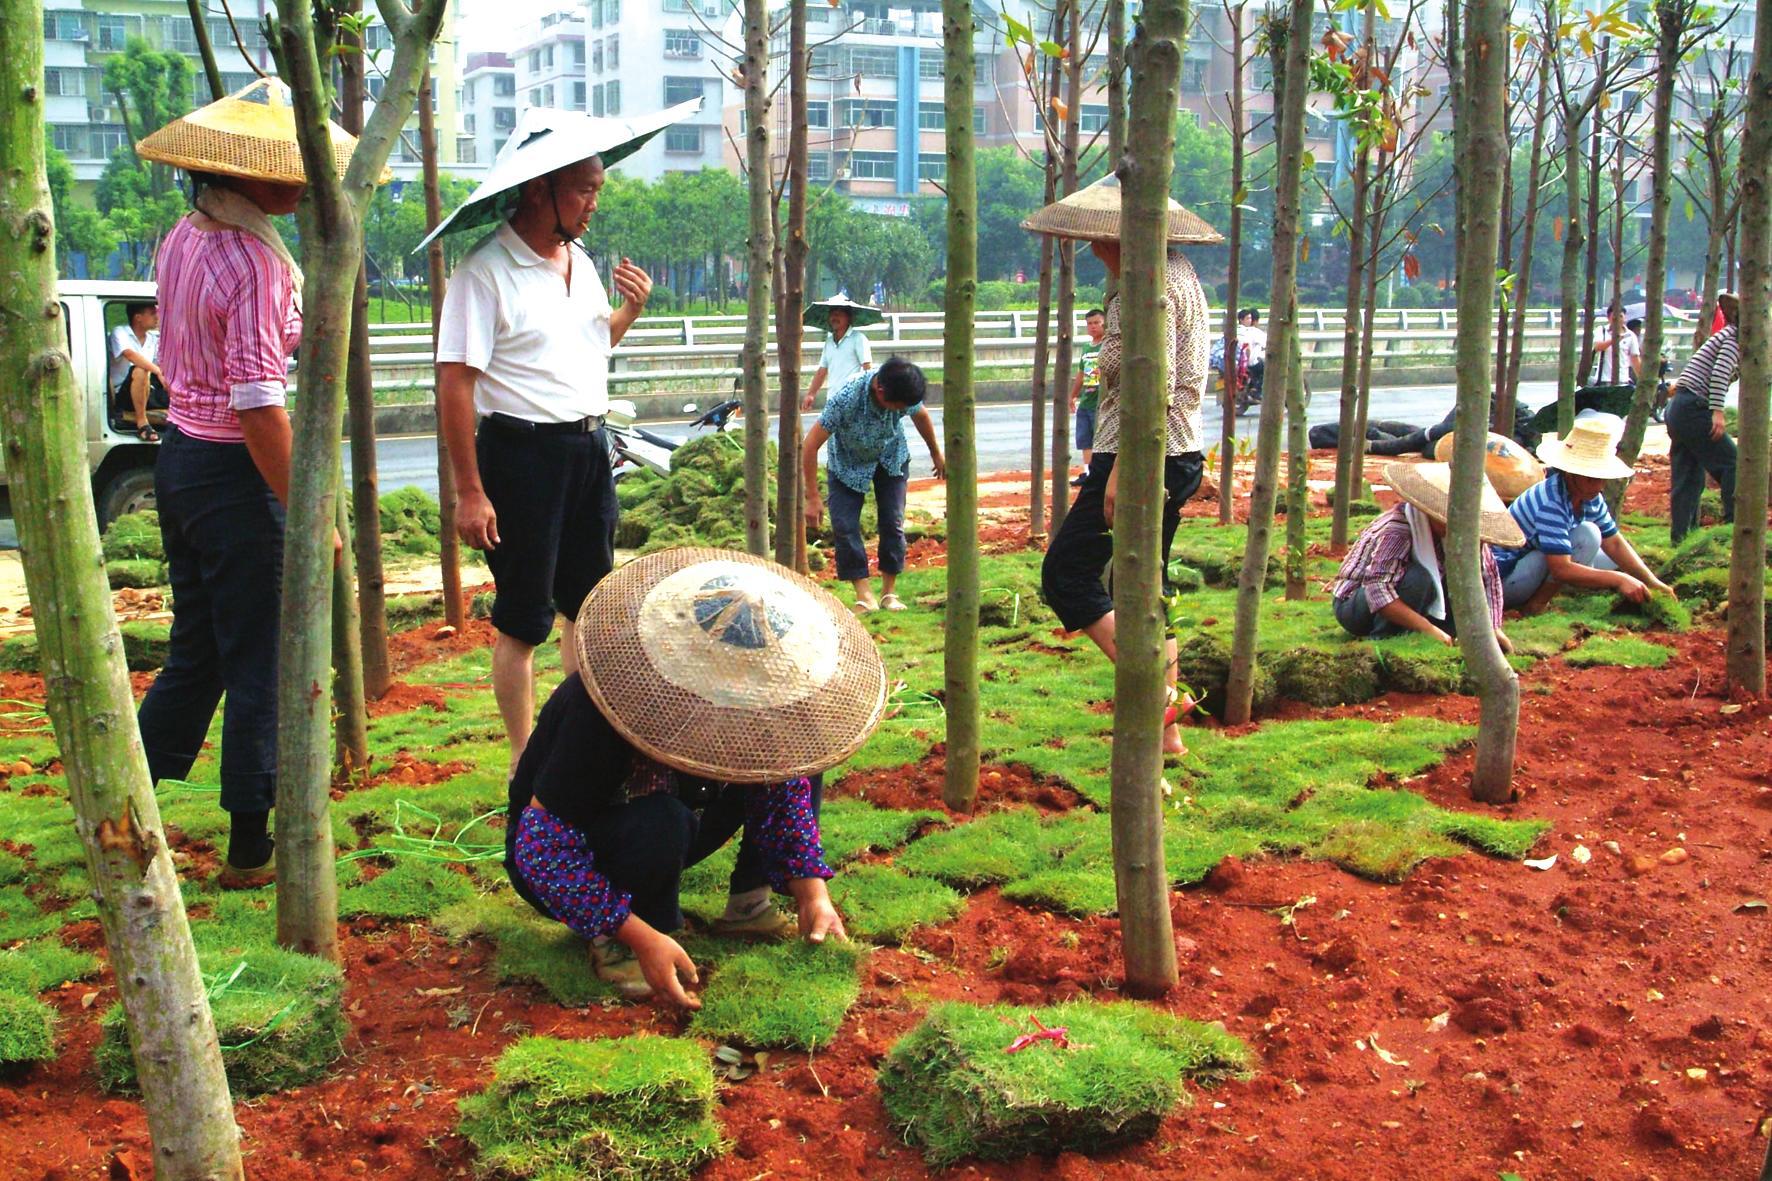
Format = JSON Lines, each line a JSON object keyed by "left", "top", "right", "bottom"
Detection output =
{"left": 574, "top": 547, "right": 888, "bottom": 783}
{"left": 804, "top": 300, "right": 884, "bottom": 331}
{"left": 1535, "top": 438, "right": 1635, "bottom": 481}
{"left": 1382, "top": 462, "right": 1526, "bottom": 548}
{"left": 1021, "top": 203, "right": 1225, "bottom": 245}
{"left": 135, "top": 79, "right": 383, "bottom": 187}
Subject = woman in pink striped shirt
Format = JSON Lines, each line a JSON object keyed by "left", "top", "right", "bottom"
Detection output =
{"left": 132, "top": 81, "right": 328, "bottom": 883}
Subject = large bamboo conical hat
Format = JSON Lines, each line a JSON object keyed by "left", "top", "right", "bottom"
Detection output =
{"left": 1022, "top": 174, "right": 1223, "bottom": 245}
{"left": 136, "top": 78, "right": 380, "bottom": 186}
{"left": 1383, "top": 462, "right": 1526, "bottom": 548}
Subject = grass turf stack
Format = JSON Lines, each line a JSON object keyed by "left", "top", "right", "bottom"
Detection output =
{"left": 101, "top": 510, "right": 166, "bottom": 589}
{"left": 879, "top": 1000, "right": 1251, "bottom": 1167}
{"left": 458, "top": 1035, "right": 725, "bottom": 1181}
{"left": 614, "top": 435, "right": 775, "bottom": 553}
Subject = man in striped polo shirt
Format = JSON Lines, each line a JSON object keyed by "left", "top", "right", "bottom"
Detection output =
{"left": 1665, "top": 292, "right": 1740, "bottom": 543}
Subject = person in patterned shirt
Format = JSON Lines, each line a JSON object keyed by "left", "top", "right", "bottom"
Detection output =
{"left": 1025, "top": 175, "right": 1220, "bottom": 756}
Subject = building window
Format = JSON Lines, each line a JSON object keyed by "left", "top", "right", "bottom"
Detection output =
{"left": 367, "top": 75, "right": 386, "bottom": 100}
{"left": 664, "top": 125, "right": 701, "bottom": 153}
{"left": 159, "top": 16, "right": 195, "bottom": 52}
{"left": 528, "top": 50, "right": 540, "bottom": 72}
{"left": 665, "top": 29, "right": 701, "bottom": 57}
{"left": 495, "top": 73, "right": 515, "bottom": 97}
{"left": 606, "top": 81, "right": 620, "bottom": 114}
{"left": 44, "top": 68, "right": 85, "bottom": 97}
{"left": 92, "top": 124, "right": 129, "bottom": 157}
{"left": 43, "top": 11, "right": 88, "bottom": 41}
{"left": 837, "top": 98, "right": 896, "bottom": 128}
{"left": 573, "top": 81, "right": 587, "bottom": 109}
{"left": 464, "top": 112, "right": 477, "bottom": 134}
{"left": 918, "top": 53, "right": 942, "bottom": 80}
{"left": 224, "top": 71, "right": 255, "bottom": 93}
{"left": 664, "top": 77, "right": 704, "bottom": 105}
{"left": 529, "top": 87, "right": 543, "bottom": 106}
{"left": 917, "top": 102, "right": 943, "bottom": 130}
{"left": 1080, "top": 104, "right": 1108, "bottom": 132}
{"left": 806, "top": 102, "right": 829, "bottom": 129}
{"left": 918, "top": 152, "right": 945, "bottom": 182}
{"left": 592, "top": 40, "right": 603, "bottom": 72}
{"left": 1182, "top": 57, "right": 1207, "bottom": 93}
{"left": 850, "top": 150, "right": 896, "bottom": 180}
{"left": 973, "top": 53, "right": 993, "bottom": 83}
{"left": 607, "top": 35, "right": 618, "bottom": 68}
{"left": 51, "top": 124, "right": 86, "bottom": 154}
{"left": 570, "top": 42, "right": 584, "bottom": 66}
{"left": 848, "top": 47, "right": 896, "bottom": 77}
{"left": 495, "top": 106, "right": 516, "bottom": 131}
{"left": 608, "top": 0, "right": 620, "bottom": 18}
{"left": 974, "top": 104, "right": 985, "bottom": 134}
{"left": 543, "top": 46, "right": 555, "bottom": 69}
{"left": 808, "top": 152, "right": 832, "bottom": 182}
{"left": 98, "top": 13, "right": 128, "bottom": 50}
{"left": 1253, "top": 57, "right": 1274, "bottom": 91}
{"left": 663, "top": 0, "right": 692, "bottom": 11}
{"left": 592, "top": 84, "right": 605, "bottom": 116}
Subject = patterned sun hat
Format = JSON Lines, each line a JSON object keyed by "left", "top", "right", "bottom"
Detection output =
{"left": 574, "top": 548, "right": 888, "bottom": 783}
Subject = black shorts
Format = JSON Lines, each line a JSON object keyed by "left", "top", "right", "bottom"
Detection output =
{"left": 475, "top": 417, "right": 618, "bottom": 646}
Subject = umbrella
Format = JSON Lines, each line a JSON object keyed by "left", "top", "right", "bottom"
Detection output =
{"left": 414, "top": 99, "right": 701, "bottom": 252}
{"left": 803, "top": 294, "right": 884, "bottom": 333}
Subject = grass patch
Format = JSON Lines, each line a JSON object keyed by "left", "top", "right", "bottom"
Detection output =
{"left": 1566, "top": 634, "right": 1675, "bottom": 669}
{"left": 0, "top": 993, "right": 56, "bottom": 1068}
{"left": 0, "top": 885, "right": 60, "bottom": 944}
{"left": 339, "top": 858, "right": 480, "bottom": 919}
{"left": 820, "top": 797, "right": 948, "bottom": 865}
{"left": 688, "top": 940, "right": 866, "bottom": 1050}
{"left": 97, "top": 944, "right": 345, "bottom": 1096}
{"left": 896, "top": 810, "right": 1098, "bottom": 890}
{"left": 0, "top": 940, "right": 100, "bottom": 994}
{"left": 435, "top": 893, "right": 616, "bottom": 1008}
{"left": 879, "top": 1000, "right": 1251, "bottom": 1168}
{"left": 828, "top": 865, "right": 964, "bottom": 943}
{"left": 458, "top": 1035, "right": 726, "bottom": 1181}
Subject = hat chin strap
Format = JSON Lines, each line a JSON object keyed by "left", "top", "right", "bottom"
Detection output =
{"left": 546, "top": 174, "right": 576, "bottom": 246}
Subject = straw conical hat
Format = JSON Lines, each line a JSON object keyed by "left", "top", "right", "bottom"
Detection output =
{"left": 1382, "top": 462, "right": 1526, "bottom": 548}
{"left": 1429, "top": 430, "right": 1545, "bottom": 502}
{"left": 804, "top": 294, "right": 884, "bottom": 332}
{"left": 1021, "top": 174, "right": 1223, "bottom": 244}
{"left": 136, "top": 78, "right": 380, "bottom": 186}
{"left": 1536, "top": 417, "right": 1635, "bottom": 481}
{"left": 574, "top": 548, "right": 887, "bottom": 783}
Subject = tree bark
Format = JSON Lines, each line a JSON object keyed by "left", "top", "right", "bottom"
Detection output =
{"left": 1113, "top": 0, "right": 1186, "bottom": 998}
{"left": 1353, "top": 168, "right": 1386, "bottom": 491}
{"left": 741, "top": 0, "right": 773, "bottom": 557}
{"left": 940, "top": 0, "right": 981, "bottom": 812}
{"left": 774, "top": 0, "right": 809, "bottom": 573}
{"left": 1725, "top": 0, "right": 1770, "bottom": 696}
{"left": 1493, "top": 38, "right": 1515, "bottom": 408}
{"left": 331, "top": 492, "right": 368, "bottom": 774}
{"left": 1029, "top": 147, "right": 1056, "bottom": 541}
{"left": 271, "top": 0, "right": 447, "bottom": 961}
{"left": 1104, "top": 0, "right": 1127, "bottom": 307}
{"left": 1218, "top": 2, "right": 1246, "bottom": 528}
{"left": 1050, "top": 2, "right": 1082, "bottom": 528}
{"left": 0, "top": 15, "right": 242, "bottom": 1172}
{"left": 1284, "top": 338, "right": 1306, "bottom": 598}
{"left": 1500, "top": 53, "right": 1553, "bottom": 430}
{"left": 1554, "top": 75, "right": 1587, "bottom": 436}
{"left": 340, "top": 10, "right": 390, "bottom": 700}
{"left": 1224, "top": 0, "right": 1309, "bottom": 724}
{"left": 185, "top": 0, "right": 226, "bottom": 100}
{"left": 1329, "top": 1, "right": 1374, "bottom": 550}
{"left": 419, "top": 68, "right": 463, "bottom": 627}
{"left": 1577, "top": 40, "right": 1608, "bottom": 384}
{"left": 1448, "top": 0, "right": 1520, "bottom": 804}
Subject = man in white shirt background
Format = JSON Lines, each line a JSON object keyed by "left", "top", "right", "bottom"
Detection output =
{"left": 435, "top": 154, "right": 652, "bottom": 765}
{"left": 800, "top": 301, "right": 874, "bottom": 411}
{"left": 110, "top": 300, "right": 166, "bottom": 440}
{"left": 1588, "top": 303, "right": 1642, "bottom": 385}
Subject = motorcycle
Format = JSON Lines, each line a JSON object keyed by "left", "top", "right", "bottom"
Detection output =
{"left": 606, "top": 396, "right": 744, "bottom": 480}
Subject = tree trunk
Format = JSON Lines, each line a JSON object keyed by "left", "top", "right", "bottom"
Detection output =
{"left": 1614, "top": 1, "right": 1684, "bottom": 501}
{"left": 1725, "top": 0, "right": 1770, "bottom": 696}
{"left": 1029, "top": 150, "right": 1056, "bottom": 541}
{"left": 1104, "top": 0, "right": 1127, "bottom": 307}
{"left": 271, "top": 0, "right": 446, "bottom": 961}
{"left": 1050, "top": 1, "right": 1082, "bottom": 528}
{"left": 1696, "top": 111, "right": 1727, "bottom": 346}
{"left": 1578, "top": 40, "right": 1608, "bottom": 384}
{"left": 774, "top": 0, "right": 809, "bottom": 574}
{"left": 1112, "top": 0, "right": 1186, "bottom": 998}
{"left": 1554, "top": 113, "right": 1585, "bottom": 436}
{"left": 341, "top": 5, "right": 390, "bottom": 700}
{"left": 741, "top": 0, "right": 773, "bottom": 557}
{"left": 420, "top": 68, "right": 463, "bottom": 628}
{"left": 0, "top": 17, "right": 243, "bottom": 1172}
{"left": 1447, "top": 0, "right": 1519, "bottom": 804}
{"left": 1353, "top": 169, "right": 1386, "bottom": 491}
{"left": 1500, "top": 53, "right": 1552, "bottom": 430}
{"left": 1218, "top": 2, "right": 1246, "bottom": 528}
{"left": 185, "top": 0, "right": 225, "bottom": 100}
{"left": 940, "top": 0, "right": 981, "bottom": 812}
{"left": 1493, "top": 37, "right": 1515, "bottom": 405}
{"left": 1329, "top": 4, "right": 1372, "bottom": 550}
{"left": 331, "top": 493, "right": 368, "bottom": 774}
{"left": 1225, "top": 0, "right": 1308, "bottom": 724}
{"left": 1284, "top": 339, "right": 1306, "bottom": 598}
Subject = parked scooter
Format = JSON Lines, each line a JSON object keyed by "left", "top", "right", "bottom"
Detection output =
{"left": 606, "top": 396, "right": 744, "bottom": 480}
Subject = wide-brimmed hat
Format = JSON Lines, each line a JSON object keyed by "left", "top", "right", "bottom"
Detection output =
{"left": 1429, "top": 430, "right": 1544, "bottom": 502}
{"left": 1536, "top": 417, "right": 1635, "bottom": 481}
{"left": 573, "top": 548, "right": 888, "bottom": 783}
{"left": 804, "top": 294, "right": 883, "bottom": 332}
{"left": 136, "top": 78, "right": 379, "bottom": 187}
{"left": 1021, "top": 174, "right": 1223, "bottom": 245}
{"left": 1383, "top": 462, "right": 1526, "bottom": 548}
{"left": 415, "top": 101, "right": 701, "bottom": 251}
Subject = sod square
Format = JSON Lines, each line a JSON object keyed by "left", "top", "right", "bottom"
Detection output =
{"left": 879, "top": 1000, "right": 1251, "bottom": 1167}
{"left": 828, "top": 865, "right": 964, "bottom": 943}
{"left": 688, "top": 939, "right": 866, "bottom": 1050}
{"left": 339, "top": 858, "right": 480, "bottom": 919}
{"left": 0, "top": 940, "right": 100, "bottom": 994}
{"left": 0, "top": 992, "right": 57, "bottom": 1069}
{"left": 1565, "top": 634, "right": 1675, "bottom": 669}
{"left": 458, "top": 1035, "right": 725, "bottom": 1181}
{"left": 435, "top": 893, "right": 617, "bottom": 1007}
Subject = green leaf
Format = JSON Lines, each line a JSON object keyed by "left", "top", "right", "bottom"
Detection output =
{"left": 1038, "top": 39, "right": 1067, "bottom": 58}
{"left": 1003, "top": 11, "right": 1033, "bottom": 45}
{"left": 1301, "top": 149, "right": 1318, "bottom": 172}
{"left": 1684, "top": 198, "right": 1696, "bottom": 222}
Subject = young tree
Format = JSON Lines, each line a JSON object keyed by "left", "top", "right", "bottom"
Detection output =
{"left": 268, "top": 0, "right": 448, "bottom": 960}
{"left": 0, "top": 8, "right": 241, "bottom": 1171}
{"left": 941, "top": 0, "right": 981, "bottom": 811}
{"left": 1224, "top": 0, "right": 1310, "bottom": 725}
{"left": 741, "top": 0, "right": 773, "bottom": 556}
{"left": 419, "top": 68, "right": 464, "bottom": 627}
{"left": 1498, "top": 51, "right": 1554, "bottom": 432}
{"left": 1029, "top": 140, "right": 1057, "bottom": 540}
{"left": 774, "top": 0, "right": 810, "bottom": 574}
{"left": 1675, "top": 39, "right": 1745, "bottom": 346}
{"left": 1725, "top": 0, "right": 1769, "bottom": 696}
{"left": 1217, "top": 0, "right": 1248, "bottom": 528}
{"left": 1446, "top": 0, "right": 1521, "bottom": 803}
{"left": 1113, "top": 0, "right": 1187, "bottom": 997}
{"left": 1329, "top": 0, "right": 1377, "bottom": 551}
{"left": 1049, "top": 1, "right": 1082, "bottom": 531}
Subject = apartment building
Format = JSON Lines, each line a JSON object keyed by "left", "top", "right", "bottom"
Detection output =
{"left": 570, "top": 0, "right": 731, "bottom": 179}
{"left": 458, "top": 50, "right": 516, "bottom": 165}
{"left": 512, "top": 10, "right": 586, "bottom": 118}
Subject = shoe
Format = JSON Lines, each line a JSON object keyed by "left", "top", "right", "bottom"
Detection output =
{"left": 709, "top": 901, "right": 797, "bottom": 940}
{"left": 590, "top": 938, "right": 653, "bottom": 998}
{"left": 216, "top": 858, "right": 274, "bottom": 891}
{"left": 851, "top": 599, "right": 878, "bottom": 614}
{"left": 880, "top": 593, "right": 908, "bottom": 611}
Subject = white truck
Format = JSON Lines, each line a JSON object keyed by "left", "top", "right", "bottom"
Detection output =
{"left": 0, "top": 279, "right": 161, "bottom": 528}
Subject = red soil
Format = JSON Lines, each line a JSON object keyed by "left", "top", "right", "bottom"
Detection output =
{"left": 831, "top": 748, "right": 1090, "bottom": 815}
{"left": 358, "top": 751, "right": 475, "bottom": 791}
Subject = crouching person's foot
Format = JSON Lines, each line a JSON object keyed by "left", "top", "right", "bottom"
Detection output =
{"left": 590, "top": 936, "right": 654, "bottom": 998}
{"left": 709, "top": 891, "right": 796, "bottom": 939}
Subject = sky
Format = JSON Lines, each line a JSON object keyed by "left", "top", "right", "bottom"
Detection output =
{"left": 454, "top": 0, "right": 566, "bottom": 58}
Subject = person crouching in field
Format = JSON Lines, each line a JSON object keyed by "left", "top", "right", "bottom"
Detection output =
{"left": 503, "top": 549, "right": 886, "bottom": 1007}
{"left": 1332, "top": 463, "right": 1520, "bottom": 654}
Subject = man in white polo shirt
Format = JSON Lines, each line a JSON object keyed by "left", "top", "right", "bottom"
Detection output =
{"left": 436, "top": 154, "right": 652, "bottom": 764}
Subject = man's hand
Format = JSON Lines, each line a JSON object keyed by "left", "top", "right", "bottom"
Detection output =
{"left": 789, "top": 877, "right": 847, "bottom": 944}
{"left": 804, "top": 490, "right": 823, "bottom": 530}
{"left": 930, "top": 452, "right": 947, "bottom": 480}
{"left": 1495, "top": 630, "right": 1514, "bottom": 655}
{"left": 1424, "top": 624, "right": 1454, "bottom": 646}
{"left": 801, "top": 391, "right": 815, "bottom": 412}
{"left": 1647, "top": 575, "right": 1676, "bottom": 597}
{"left": 457, "top": 488, "right": 500, "bottom": 550}
{"left": 1614, "top": 572, "right": 1649, "bottom": 604}
{"left": 333, "top": 527, "right": 345, "bottom": 567}
{"left": 1710, "top": 408, "right": 1727, "bottom": 441}
{"left": 629, "top": 928, "right": 701, "bottom": 1009}
{"left": 612, "top": 257, "right": 652, "bottom": 307}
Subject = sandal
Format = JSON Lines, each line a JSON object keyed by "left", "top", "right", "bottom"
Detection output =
{"left": 880, "top": 593, "right": 908, "bottom": 611}
{"left": 136, "top": 425, "right": 160, "bottom": 442}
{"left": 851, "top": 599, "right": 878, "bottom": 614}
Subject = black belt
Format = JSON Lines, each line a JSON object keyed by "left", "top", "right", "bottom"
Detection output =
{"left": 484, "top": 411, "right": 605, "bottom": 435}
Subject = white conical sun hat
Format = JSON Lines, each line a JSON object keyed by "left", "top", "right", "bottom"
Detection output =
{"left": 414, "top": 99, "right": 702, "bottom": 251}
{"left": 573, "top": 548, "right": 887, "bottom": 783}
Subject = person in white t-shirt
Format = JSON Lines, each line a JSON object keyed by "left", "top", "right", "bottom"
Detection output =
{"left": 800, "top": 306, "right": 873, "bottom": 411}
{"left": 1588, "top": 304, "right": 1642, "bottom": 385}
{"left": 109, "top": 301, "right": 166, "bottom": 440}
{"left": 435, "top": 154, "right": 652, "bottom": 767}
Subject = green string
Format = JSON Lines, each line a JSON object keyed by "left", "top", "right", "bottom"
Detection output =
{"left": 336, "top": 799, "right": 505, "bottom": 865}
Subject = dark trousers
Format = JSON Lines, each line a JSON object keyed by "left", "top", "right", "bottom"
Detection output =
{"left": 1666, "top": 392, "right": 1736, "bottom": 544}
{"left": 1041, "top": 450, "right": 1205, "bottom": 633}
{"left": 1333, "top": 559, "right": 1452, "bottom": 638}
{"left": 137, "top": 426, "right": 284, "bottom": 814}
{"left": 828, "top": 467, "right": 907, "bottom": 582}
